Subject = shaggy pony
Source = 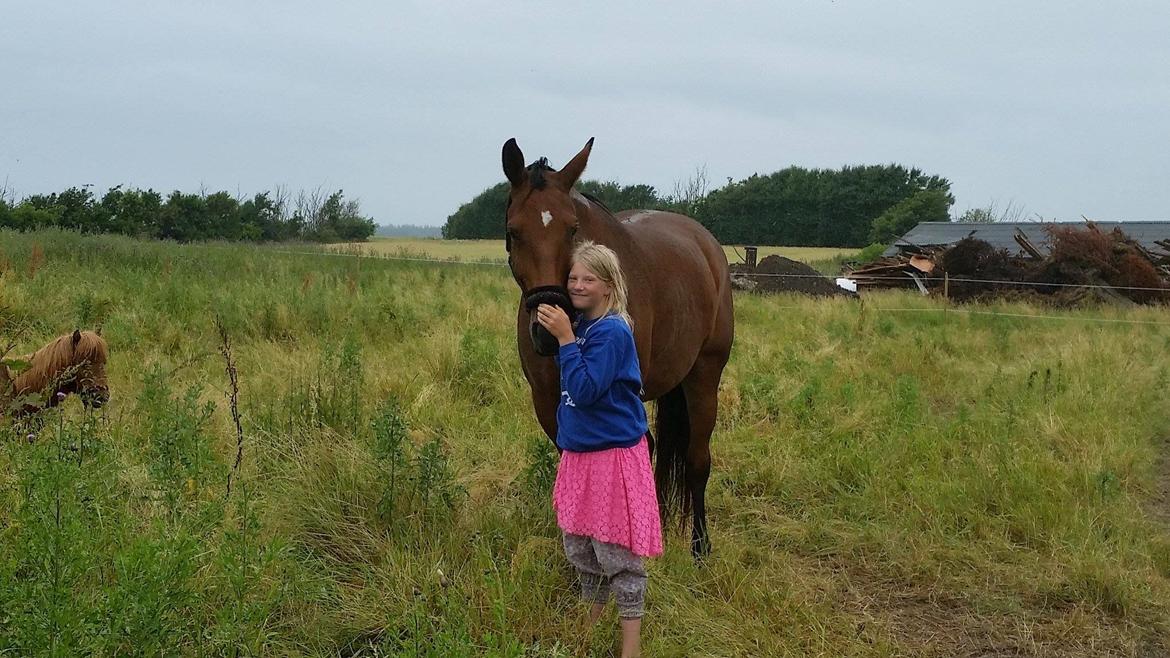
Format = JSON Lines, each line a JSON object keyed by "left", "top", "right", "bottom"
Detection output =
{"left": 1, "top": 329, "right": 109, "bottom": 416}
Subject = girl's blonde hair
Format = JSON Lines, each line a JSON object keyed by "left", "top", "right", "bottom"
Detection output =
{"left": 571, "top": 241, "right": 632, "bottom": 326}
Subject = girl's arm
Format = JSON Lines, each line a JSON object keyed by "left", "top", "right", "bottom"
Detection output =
{"left": 557, "top": 331, "right": 623, "bottom": 407}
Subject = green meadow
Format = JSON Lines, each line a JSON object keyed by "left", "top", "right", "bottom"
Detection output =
{"left": 1, "top": 229, "right": 1169, "bottom": 656}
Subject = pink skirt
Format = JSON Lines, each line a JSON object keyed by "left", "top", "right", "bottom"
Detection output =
{"left": 552, "top": 436, "right": 664, "bottom": 557}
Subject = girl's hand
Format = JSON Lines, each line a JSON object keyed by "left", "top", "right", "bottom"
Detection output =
{"left": 535, "top": 304, "right": 574, "bottom": 345}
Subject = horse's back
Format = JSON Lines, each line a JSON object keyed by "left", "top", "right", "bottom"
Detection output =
{"left": 617, "top": 209, "right": 728, "bottom": 279}
{"left": 617, "top": 209, "right": 720, "bottom": 245}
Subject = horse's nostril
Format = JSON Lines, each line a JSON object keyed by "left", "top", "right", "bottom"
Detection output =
{"left": 83, "top": 389, "right": 110, "bottom": 408}
{"left": 523, "top": 285, "right": 573, "bottom": 357}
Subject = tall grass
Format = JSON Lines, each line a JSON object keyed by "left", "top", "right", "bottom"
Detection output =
{"left": 1, "top": 228, "right": 1168, "bottom": 656}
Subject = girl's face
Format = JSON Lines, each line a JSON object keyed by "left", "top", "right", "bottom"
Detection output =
{"left": 567, "top": 261, "right": 612, "bottom": 319}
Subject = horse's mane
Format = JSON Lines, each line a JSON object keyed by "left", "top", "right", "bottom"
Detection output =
{"left": 578, "top": 191, "right": 617, "bottom": 218}
{"left": 11, "top": 331, "right": 108, "bottom": 394}
{"left": 518, "top": 159, "right": 618, "bottom": 224}
{"left": 527, "top": 157, "right": 555, "bottom": 189}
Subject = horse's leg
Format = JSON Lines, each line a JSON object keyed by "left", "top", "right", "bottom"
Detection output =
{"left": 681, "top": 357, "right": 723, "bottom": 559}
{"left": 652, "top": 386, "right": 689, "bottom": 522}
{"left": 530, "top": 383, "right": 560, "bottom": 444}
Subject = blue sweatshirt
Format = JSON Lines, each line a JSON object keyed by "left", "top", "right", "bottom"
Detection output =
{"left": 554, "top": 313, "right": 649, "bottom": 452}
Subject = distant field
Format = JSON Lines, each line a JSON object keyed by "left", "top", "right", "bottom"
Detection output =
{"left": 330, "top": 237, "right": 858, "bottom": 265}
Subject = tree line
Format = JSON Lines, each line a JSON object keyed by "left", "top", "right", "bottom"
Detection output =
{"left": 0, "top": 185, "right": 376, "bottom": 243}
{"left": 442, "top": 164, "right": 955, "bottom": 248}
{"left": 441, "top": 180, "right": 669, "bottom": 239}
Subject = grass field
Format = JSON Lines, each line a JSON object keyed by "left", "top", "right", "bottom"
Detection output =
{"left": 1, "top": 229, "right": 1169, "bottom": 656}
{"left": 329, "top": 238, "right": 858, "bottom": 269}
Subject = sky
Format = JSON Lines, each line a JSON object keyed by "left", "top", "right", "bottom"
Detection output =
{"left": 2, "top": 1, "right": 1168, "bottom": 227}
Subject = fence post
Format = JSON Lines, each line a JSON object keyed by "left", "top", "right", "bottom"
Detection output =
{"left": 744, "top": 246, "right": 757, "bottom": 269}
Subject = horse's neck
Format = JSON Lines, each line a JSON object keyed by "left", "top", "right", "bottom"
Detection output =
{"left": 10, "top": 352, "right": 52, "bottom": 394}
{"left": 575, "top": 195, "right": 630, "bottom": 248}
{"left": 577, "top": 200, "right": 653, "bottom": 277}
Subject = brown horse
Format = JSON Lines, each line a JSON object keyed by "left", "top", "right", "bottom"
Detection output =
{"left": 1, "top": 329, "right": 110, "bottom": 417}
{"left": 502, "top": 137, "right": 734, "bottom": 557}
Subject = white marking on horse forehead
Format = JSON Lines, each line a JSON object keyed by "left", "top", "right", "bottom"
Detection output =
{"left": 541, "top": 210, "right": 553, "bottom": 227}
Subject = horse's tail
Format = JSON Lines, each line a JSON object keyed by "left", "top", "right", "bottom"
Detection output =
{"left": 653, "top": 385, "right": 691, "bottom": 526}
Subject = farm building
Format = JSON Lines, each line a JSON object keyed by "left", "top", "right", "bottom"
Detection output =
{"left": 884, "top": 221, "right": 1170, "bottom": 257}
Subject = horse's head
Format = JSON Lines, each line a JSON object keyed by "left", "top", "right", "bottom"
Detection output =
{"left": 43, "top": 330, "right": 109, "bottom": 410}
{"left": 502, "top": 137, "right": 594, "bottom": 356}
{"left": 72, "top": 330, "right": 110, "bottom": 409}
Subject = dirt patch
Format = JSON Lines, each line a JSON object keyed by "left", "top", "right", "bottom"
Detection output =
{"left": 819, "top": 559, "right": 1167, "bottom": 657}
{"left": 730, "top": 255, "right": 851, "bottom": 297}
{"left": 1147, "top": 437, "right": 1170, "bottom": 528}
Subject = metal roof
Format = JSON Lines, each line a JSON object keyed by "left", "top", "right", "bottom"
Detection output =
{"left": 884, "top": 221, "right": 1170, "bottom": 257}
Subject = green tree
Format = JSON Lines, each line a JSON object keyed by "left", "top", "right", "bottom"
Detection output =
{"left": 24, "top": 187, "right": 109, "bottom": 233}
{"left": 577, "top": 180, "right": 667, "bottom": 213}
{"left": 302, "top": 190, "right": 376, "bottom": 242}
{"left": 441, "top": 179, "right": 671, "bottom": 239}
{"left": 4, "top": 203, "right": 60, "bottom": 231}
{"left": 100, "top": 186, "right": 163, "bottom": 237}
{"left": 957, "top": 207, "right": 997, "bottom": 223}
{"left": 205, "top": 192, "right": 242, "bottom": 241}
{"left": 696, "top": 164, "right": 952, "bottom": 247}
{"left": 955, "top": 200, "right": 1028, "bottom": 224}
{"left": 442, "top": 183, "right": 511, "bottom": 239}
{"left": 869, "top": 189, "right": 954, "bottom": 244}
{"left": 0, "top": 185, "right": 370, "bottom": 243}
{"left": 695, "top": 168, "right": 826, "bottom": 245}
{"left": 239, "top": 192, "right": 301, "bottom": 242}
{"left": 158, "top": 192, "right": 210, "bottom": 242}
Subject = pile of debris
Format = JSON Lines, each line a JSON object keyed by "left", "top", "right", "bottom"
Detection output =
{"left": 730, "top": 255, "right": 851, "bottom": 297}
{"left": 846, "top": 223, "right": 1170, "bottom": 304}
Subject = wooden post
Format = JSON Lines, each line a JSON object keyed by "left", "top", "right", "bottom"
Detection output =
{"left": 745, "top": 246, "right": 758, "bottom": 269}
{"left": 943, "top": 272, "right": 950, "bottom": 319}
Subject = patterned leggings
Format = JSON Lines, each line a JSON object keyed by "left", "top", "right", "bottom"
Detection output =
{"left": 562, "top": 532, "right": 647, "bottom": 619}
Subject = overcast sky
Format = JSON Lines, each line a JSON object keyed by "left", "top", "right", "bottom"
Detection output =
{"left": 2, "top": 1, "right": 1168, "bottom": 227}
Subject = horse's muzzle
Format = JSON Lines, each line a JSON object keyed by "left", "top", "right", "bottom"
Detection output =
{"left": 82, "top": 387, "right": 109, "bottom": 409}
{"left": 523, "top": 285, "right": 573, "bottom": 357}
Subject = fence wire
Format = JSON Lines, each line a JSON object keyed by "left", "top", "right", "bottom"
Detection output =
{"left": 267, "top": 247, "right": 1170, "bottom": 327}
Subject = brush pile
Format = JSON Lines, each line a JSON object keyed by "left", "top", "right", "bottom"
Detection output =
{"left": 730, "top": 255, "right": 850, "bottom": 297}
{"left": 846, "top": 223, "right": 1170, "bottom": 304}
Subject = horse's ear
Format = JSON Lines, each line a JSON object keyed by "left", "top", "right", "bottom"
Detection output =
{"left": 502, "top": 138, "right": 526, "bottom": 187}
{"left": 72, "top": 329, "right": 81, "bottom": 347}
{"left": 557, "top": 138, "right": 594, "bottom": 190}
